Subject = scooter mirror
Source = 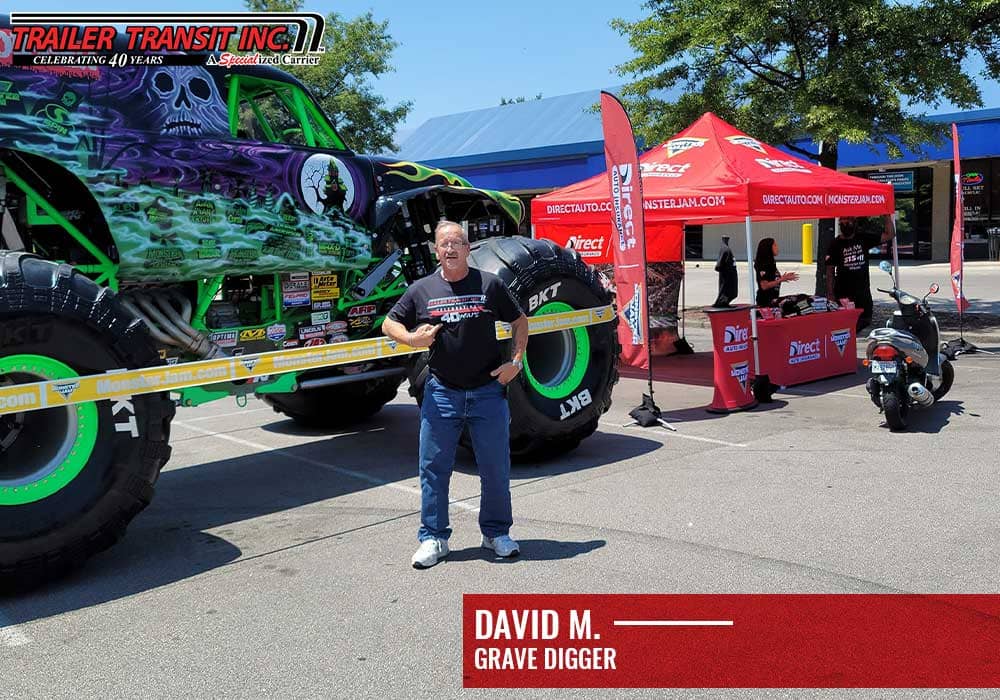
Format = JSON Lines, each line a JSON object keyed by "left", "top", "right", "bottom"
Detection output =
{"left": 929, "top": 283, "right": 939, "bottom": 295}
{"left": 879, "top": 260, "right": 893, "bottom": 273}
{"left": 868, "top": 247, "right": 882, "bottom": 255}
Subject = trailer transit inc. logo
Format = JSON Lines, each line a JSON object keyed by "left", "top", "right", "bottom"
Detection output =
{"left": 2, "top": 13, "right": 326, "bottom": 67}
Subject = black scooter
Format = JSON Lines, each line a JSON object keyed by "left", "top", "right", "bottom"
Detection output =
{"left": 864, "top": 261, "right": 955, "bottom": 431}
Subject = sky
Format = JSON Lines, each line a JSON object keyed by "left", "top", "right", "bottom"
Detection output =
{"left": 16, "top": 1, "right": 1000, "bottom": 142}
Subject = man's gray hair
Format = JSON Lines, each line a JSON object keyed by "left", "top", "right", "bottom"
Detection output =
{"left": 435, "top": 219, "right": 467, "bottom": 242}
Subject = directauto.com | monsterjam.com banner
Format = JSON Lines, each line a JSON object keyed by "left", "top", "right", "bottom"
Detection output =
{"left": 0, "top": 12, "right": 325, "bottom": 67}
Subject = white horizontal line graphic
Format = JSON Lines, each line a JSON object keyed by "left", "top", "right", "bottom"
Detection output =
{"left": 613, "top": 620, "right": 733, "bottom": 627}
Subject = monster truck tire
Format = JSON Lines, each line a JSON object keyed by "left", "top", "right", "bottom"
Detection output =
{"left": 410, "top": 237, "right": 619, "bottom": 462}
{"left": 263, "top": 372, "right": 403, "bottom": 428}
{"left": 0, "top": 252, "right": 174, "bottom": 589}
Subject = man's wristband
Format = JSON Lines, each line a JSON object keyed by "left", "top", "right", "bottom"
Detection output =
{"left": 511, "top": 358, "right": 523, "bottom": 370}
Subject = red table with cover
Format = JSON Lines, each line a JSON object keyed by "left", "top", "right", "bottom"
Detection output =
{"left": 756, "top": 309, "right": 863, "bottom": 387}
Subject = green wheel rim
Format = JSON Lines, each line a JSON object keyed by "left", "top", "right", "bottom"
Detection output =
{"left": 523, "top": 301, "right": 591, "bottom": 400}
{"left": 0, "top": 355, "right": 99, "bottom": 506}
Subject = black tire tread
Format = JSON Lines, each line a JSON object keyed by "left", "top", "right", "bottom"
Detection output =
{"left": 468, "top": 237, "right": 620, "bottom": 461}
{"left": 0, "top": 251, "right": 174, "bottom": 589}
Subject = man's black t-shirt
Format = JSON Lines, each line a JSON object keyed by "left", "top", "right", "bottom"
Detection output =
{"left": 825, "top": 233, "right": 882, "bottom": 300}
{"left": 387, "top": 268, "right": 524, "bottom": 389}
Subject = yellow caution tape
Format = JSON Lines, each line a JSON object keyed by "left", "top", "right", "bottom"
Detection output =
{"left": 0, "top": 304, "right": 614, "bottom": 416}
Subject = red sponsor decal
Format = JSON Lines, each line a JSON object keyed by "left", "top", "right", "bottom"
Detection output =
{"left": 348, "top": 304, "right": 376, "bottom": 317}
{"left": 465, "top": 594, "right": 1000, "bottom": 688}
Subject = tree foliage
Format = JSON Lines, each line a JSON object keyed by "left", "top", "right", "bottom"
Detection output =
{"left": 246, "top": 0, "right": 412, "bottom": 153}
{"left": 613, "top": 0, "right": 1000, "bottom": 164}
{"left": 613, "top": 0, "right": 1000, "bottom": 288}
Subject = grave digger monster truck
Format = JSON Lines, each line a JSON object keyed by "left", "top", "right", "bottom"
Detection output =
{"left": 0, "top": 36, "right": 619, "bottom": 585}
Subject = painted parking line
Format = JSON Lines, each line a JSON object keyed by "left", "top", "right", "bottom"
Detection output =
{"left": 599, "top": 420, "right": 747, "bottom": 448}
{"left": 171, "top": 420, "right": 478, "bottom": 513}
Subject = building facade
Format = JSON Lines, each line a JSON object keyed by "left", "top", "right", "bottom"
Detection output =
{"left": 395, "top": 92, "right": 999, "bottom": 262}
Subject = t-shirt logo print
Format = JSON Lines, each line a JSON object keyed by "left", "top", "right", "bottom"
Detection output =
{"left": 428, "top": 294, "right": 487, "bottom": 323}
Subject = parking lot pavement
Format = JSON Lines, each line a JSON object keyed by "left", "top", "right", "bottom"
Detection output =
{"left": 2, "top": 337, "right": 1000, "bottom": 697}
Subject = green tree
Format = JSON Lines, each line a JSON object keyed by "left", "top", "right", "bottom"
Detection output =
{"left": 613, "top": 0, "right": 1000, "bottom": 291}
{"left": 246, "top": 0, "right": 412, "bottom": 153}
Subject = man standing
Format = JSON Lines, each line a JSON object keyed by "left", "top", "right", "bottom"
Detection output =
{"left": 825, "top": 217, "right": 896, "bottom": 332}
{"left": 382, "top": 220, "right": 529, "bottom": 569}
{"left": 713, "top": 235, "right": 738, "bottom": 307}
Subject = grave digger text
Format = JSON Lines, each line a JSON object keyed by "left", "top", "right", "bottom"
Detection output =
{"left": 473, "top": 609, "right": 617, "bottom": 670}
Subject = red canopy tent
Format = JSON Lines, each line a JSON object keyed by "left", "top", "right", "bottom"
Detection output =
{"left": 532, "top": 112, "right": 894, "bottom": 254}
{"left": 531, "top": 112, "right": 896, "bottom": 372}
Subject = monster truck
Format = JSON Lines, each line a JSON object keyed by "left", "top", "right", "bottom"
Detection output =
{"left": 0, "top": 23, "right": 619, "bottom": 586}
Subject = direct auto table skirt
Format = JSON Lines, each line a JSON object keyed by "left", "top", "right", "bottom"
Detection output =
{"left": 757, "top": 309, "right": 863, "bottom": 387}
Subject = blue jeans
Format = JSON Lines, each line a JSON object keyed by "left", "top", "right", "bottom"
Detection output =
{"left": 418, "top": 374, "right": 512, "bottom": 542}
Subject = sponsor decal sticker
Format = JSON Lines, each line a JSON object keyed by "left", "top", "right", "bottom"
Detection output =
{"left": 312, "top": 300, "right": 333, "bottom": 311}
{"left": 240, "top": 357, "right": 259, "bottom": 373}
{"left": 303, "top": 337, "right": 325, "bottom": 347}
{"left": 209, "top": 330, "right": 238, "bottom": 348}
{"left": 239, "top": 328, "right": 266, "bottom": 342}
{"left": 311, "top": 311, "right": 331, "bottom": 325}
{"left": 329, "top": 333, "right": 350, "bottom": 344}
{"left": 298, "top": 323, "right": 326, "bottom": 340}
{"left": 283, "top": 290, "right": 311, "bottom": 307}
{"left": 326, "top": 320, "right": 348, "bottom": 333}
{"left": 282, "top": 339, "right": 300, "bottom": 349}
{"left": 311, "top": 273, "right": 340, "bottom": 301}
{"left": 266, "top": 324, "right": 286, "bottom": 342}
{"left": 348, "top": 304, "right": 377, "bottom": 317}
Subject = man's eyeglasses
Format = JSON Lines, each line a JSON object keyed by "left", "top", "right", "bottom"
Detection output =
{"left": 436, "top": 241, "right": 468, "bottom": 250}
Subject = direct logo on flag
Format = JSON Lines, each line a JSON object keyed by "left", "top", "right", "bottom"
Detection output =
{"left": 830, "top": 329, "right": 852, "bottom": 357}
{"left": 664, "top": 137, "right": 707, "bottom": 158}
{"left": 622, "top": 283, "right": 644, "bottom": 345}
{"left": 725, "top": 135, "right": 767, "bottom": 153}
{"left": 730, "top": 362, "right": 749, "bottom": 394}
{"left": 240, "top": 357, "right": 259, "bottom": 373}
{"left": 609, "top": 163, "right": 637, "bottom": 251}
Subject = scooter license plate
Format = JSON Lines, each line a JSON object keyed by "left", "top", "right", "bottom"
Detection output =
{"left": 870, "top": 360, "right": 897, "bottom": 374}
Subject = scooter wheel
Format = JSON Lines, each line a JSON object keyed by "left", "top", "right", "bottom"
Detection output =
{"left": 882, "top": 390, "right": 908, "bottom": 431}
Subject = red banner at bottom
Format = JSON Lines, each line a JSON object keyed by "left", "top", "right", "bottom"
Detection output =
{"left": 463, "top": 594, "right": 1000, "bottom": 688}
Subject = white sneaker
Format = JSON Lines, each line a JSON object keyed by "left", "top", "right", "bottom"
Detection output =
{"left": 482, "top": 534, "right": 520, "bottom": 558}
{"left": 411, "top": 538, "right": 449, "bottom": 569}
